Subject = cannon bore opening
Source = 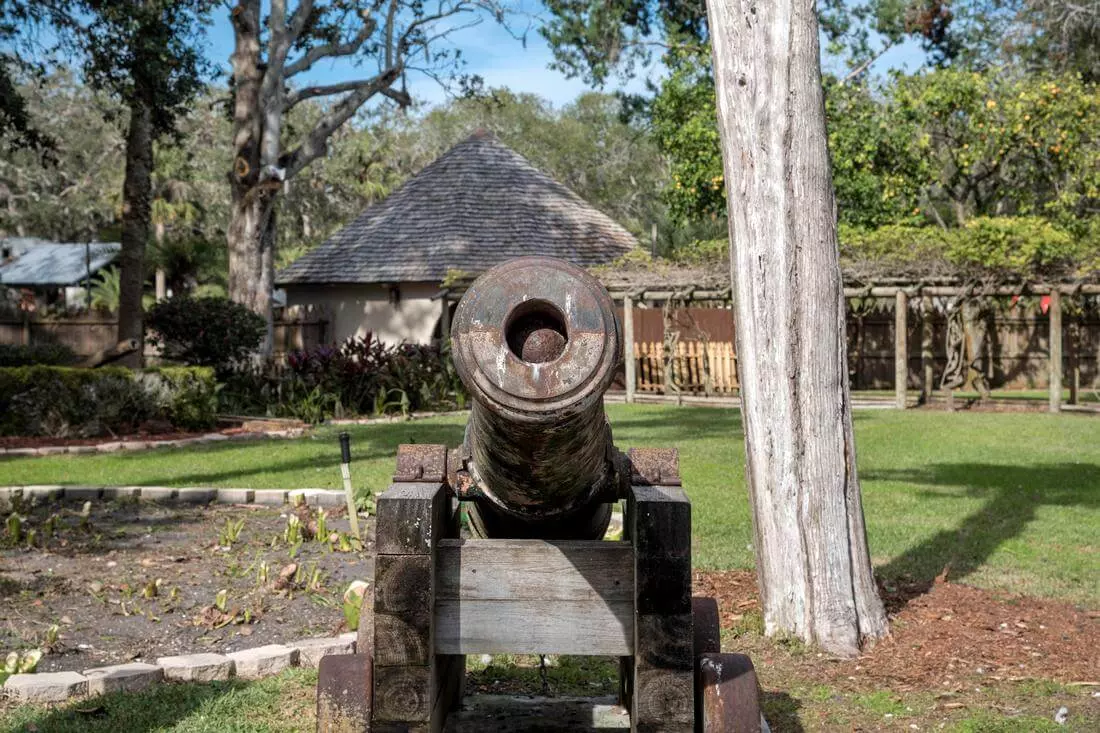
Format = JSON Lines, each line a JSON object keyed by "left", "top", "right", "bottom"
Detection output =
{"left": 505, "top": 299, "right": 568, "bottom": 364}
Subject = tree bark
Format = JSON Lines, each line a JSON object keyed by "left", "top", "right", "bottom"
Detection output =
{"left": 117, "top": 98, "right": 153, "bottom": 368}
{"left": 706, "top": 0, "right": 888, "bottom": 656}
{"left": 228, "top": 0, "right": 275, "bottom": 357}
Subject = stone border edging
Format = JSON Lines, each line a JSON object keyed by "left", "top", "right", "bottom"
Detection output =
{"left": 0, "top": 428, "right": 308, "bottom": 459}
{"left": 0, "top": 485, "right": 349, "bottom": 511}
{"left": 2, "top": 633, "right": 359, "bottom": 703}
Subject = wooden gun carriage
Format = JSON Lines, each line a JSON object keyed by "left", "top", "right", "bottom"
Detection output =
{"left": 317, "top": 258, "right": 762, "bottom": 732}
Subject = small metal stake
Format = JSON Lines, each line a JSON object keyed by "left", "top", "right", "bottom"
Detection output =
{"left": 338, "top": 432, "right": 361, "bottom": 541}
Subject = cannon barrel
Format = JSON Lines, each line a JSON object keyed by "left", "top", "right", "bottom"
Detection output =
{"left": 450, "top": 256, "right": 622, "bottom": 539}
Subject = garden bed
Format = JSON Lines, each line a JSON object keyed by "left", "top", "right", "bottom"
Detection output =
{"left": 1, "top": 499, "right": 371, "bottom": 674}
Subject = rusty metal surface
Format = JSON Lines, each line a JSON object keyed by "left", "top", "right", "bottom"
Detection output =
{"left": 450, "top": 256, "right": 622, "bottom": 539}
{"left": 316, "top": 653, "right": 373, "bottom": 733}
{"left": 393, "top": 444, "right": 448, "bottom": 483}
{"left": 697, "top": 653, "right": 762, "bottom": 733}
{"left": 692, "top": 597, "right": 721, "bottom": 658}
{"left": 629, "top": 447, "right": 682, "bottom": 487}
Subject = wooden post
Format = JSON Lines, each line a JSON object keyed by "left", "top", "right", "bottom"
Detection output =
{"left": 155, "top": 269, "right": 167, "bottom": 302}
{"left": 624, "top": 296, "right": 636, "bottom": 404}
{"left": 372, "top": 481, "right": 459, "bottom": 731}
{"left": 1049, "top": 290, "right": 1062, "bottom": 413}
{"left": 895, "top": 290, "right": 908, "bottom": 410}
{"left": 1068, "top": 313, "right": 1080, "bottom": 405}
{"left": 921, "top": 295, "right": 934, "bottom": 404}
{"left": 628, "top": 483, "right": 694, "bottom": 732}
{"left": 440, "top": 293, "right": 451, "bottom": 345}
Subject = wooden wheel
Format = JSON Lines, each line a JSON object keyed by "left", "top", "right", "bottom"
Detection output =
{"left": 316, "top": 653, "right": 373, "bottom": 733}
{"left": 698, "top": 653, "right": 763, "bottom": 733}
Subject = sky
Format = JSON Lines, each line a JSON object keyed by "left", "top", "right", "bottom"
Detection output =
{"left": 204, "top": 2, "right": 931, "bottom": 112}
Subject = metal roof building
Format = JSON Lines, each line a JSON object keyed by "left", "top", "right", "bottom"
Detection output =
{"left": 0, "top": 238, "right": 121, "bottom": 287}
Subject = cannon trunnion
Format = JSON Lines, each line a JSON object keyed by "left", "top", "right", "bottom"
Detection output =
{"left": 316, "top": 258, "right": 761, "bottom": 733}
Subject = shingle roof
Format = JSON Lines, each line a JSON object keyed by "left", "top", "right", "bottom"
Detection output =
{"left": 0, "top": 239, "right": 121, "bottom": 287}
{"left": 276, "top": 132, "right": 638, "bottom": 286}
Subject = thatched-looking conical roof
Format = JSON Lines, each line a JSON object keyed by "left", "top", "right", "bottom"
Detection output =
{"left": 277, "top": 131, "right": 638, "bottom": 285}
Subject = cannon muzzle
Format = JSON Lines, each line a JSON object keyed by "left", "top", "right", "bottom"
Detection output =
{"left": 451, "top": 256, "right": 622, "bottom": 539}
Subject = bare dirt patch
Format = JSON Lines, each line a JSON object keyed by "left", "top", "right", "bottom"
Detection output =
{"left": 1, "top": 500, "right": 372, "bottom": 673}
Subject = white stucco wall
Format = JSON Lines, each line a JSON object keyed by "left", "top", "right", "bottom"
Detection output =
{"left": 284, "top": 282, "right": 445, "bottom": 346}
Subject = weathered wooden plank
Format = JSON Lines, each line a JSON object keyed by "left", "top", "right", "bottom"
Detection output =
{"left": 434, "top": 599, "right": 633, "bottom": 656}
{"left": 375, "top": 483, "right": 448, "bottom": 555}
{"left": 435, "top": 539, "right": 633, "bottom": 602}
{"left": 629, "top": 484, "right": 693, "bottom": 732}
{"left": 895, "top": 290, "right": 908, "bottom": 409}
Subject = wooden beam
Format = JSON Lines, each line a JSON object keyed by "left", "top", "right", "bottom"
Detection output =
{"left": 623, "top": 295, "right": 636, "bottom": 404}
{"left": 628, "top": 485, "right": 694, "bottom": 732}
{"left": 1049, "top": 289, "right": 1062, "bottom": 413}
{"left": 371, "top": 482, "right": 450, "bottom": 731}
{"left": 895, "top": 290, "right": 908, "bottom": 410}
{"left": 921, "top": 295, "right": 934, "bottom": 403}
{"left": 433, "top": 539, "right": 634, "bottom": 656}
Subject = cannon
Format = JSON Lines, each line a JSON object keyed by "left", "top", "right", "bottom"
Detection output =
{"left": 450, "top": 257, "right": 621, "bottom": 540}
{"left": 317, "top": 257, "right": 762, "bottom": 733}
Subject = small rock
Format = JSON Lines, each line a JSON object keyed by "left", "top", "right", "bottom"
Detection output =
{"left": 83, "top": 663, "right": 163, "bottom": 696}
{"left": 1054, "top": 706, "right": 1069, "bottom": 725}
{"left": 289, "top": 637, "right": 356, "bottom": 668}
{"left": 4, "top": 671, "right": 88, "bottom": 702}
{"left": 157, "top": 653, "right": 234, "bottom": 682}
{"left": 226, "top": 644, "right": 298, "bottom": 679}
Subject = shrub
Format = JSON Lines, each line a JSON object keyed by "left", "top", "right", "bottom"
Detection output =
{"left": 146, "top": 296, "right": 265, "bottom": 373}
{"left": 0, "top": 366, "right": 217, "bottom": 437}
{"left": 220, "top": 334, "right": 467, "bottom": 422}
{"left": 140, "top": 367, "right": 218, "bottom": 430}
{"left": 0, "top": 343, "right": 78, "bottom": 367}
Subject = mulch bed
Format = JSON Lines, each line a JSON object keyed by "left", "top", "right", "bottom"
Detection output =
{"left": 694, "top": 569, "right": 1100, "bottom": 691}
{"left": 1, "top": 501, "right": 371, "bottom": 674}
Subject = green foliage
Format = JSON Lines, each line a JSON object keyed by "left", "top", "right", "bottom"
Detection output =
{"left": 0, "top": 343, "right": 77, "bottom": 367}
{"left": 0, "top": 365, "right": 216, "bottom": 437}
{"left": 73, "top": 1, "right": 214, "bottom": 139}
{"left": 146, "top": 296, "right": 265, "bottom": 373}
{"left": 0, "top": 650, "right": 42, "bottom": 685}
{"left": 650, "top": 48, "right": 724, "bottom": 224}
{"left": 140, "top": 366, "right": 218, "bottom": 430}
{"left": 840, "top": 217, "right": 1098, "bottom": 279}
{"left": 220, "top": 335, "right": 466, "bottom": 422}
{"left": 89, "top": 266, "right": 121, "bottom": 312}
{"left": 893, "top": 68, "right": 1099, "bottom": 225}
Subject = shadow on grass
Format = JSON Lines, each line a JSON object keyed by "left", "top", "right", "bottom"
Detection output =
{"left": 1, "top": 674, "right": 311, "bottom": 733}
{"left": 761, "top": 690, "right": 805, "bottom": 732}
{"left": 867, "top": 462, "right": 1100, "bottom": 608}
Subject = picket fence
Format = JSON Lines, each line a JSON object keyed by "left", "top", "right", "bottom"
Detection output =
{"left": 634, "top": 340, "right": 738, "bottom": 395}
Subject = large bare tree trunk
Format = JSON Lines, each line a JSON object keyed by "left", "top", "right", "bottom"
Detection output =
{"left": 117, "top": 98, "right": 153, "bottom": 368}
{"left": 706, "top": 0, "right": 888, "bottom": 657}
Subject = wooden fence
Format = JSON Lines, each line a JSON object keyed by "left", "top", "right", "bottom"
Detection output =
{"left": 635, "top": 340, "right": 738, "bottom": 395}
{"left": 0, "top": 307, "right": 328, "bottom": 361}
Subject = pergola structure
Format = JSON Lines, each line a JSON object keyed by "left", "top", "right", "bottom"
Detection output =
{"left": 437, "top": 262, "right": 1100, "bottom": 414}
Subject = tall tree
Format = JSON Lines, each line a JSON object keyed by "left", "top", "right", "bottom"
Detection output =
{"left": 227, "top": 0, "right": 505, "bottom": 356}
{"left": 74, "top": 1, "right": 213, "bottom": 362}
{"left": 706, "top": 0, "right": 889, "bottom": 656}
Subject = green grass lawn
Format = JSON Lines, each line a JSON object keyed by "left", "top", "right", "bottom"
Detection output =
{"left": 0, "top": 669, "right": 318, "bottom": 732}
{"left": 4, "top": 405, "right": 1098, "bottom": 604}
